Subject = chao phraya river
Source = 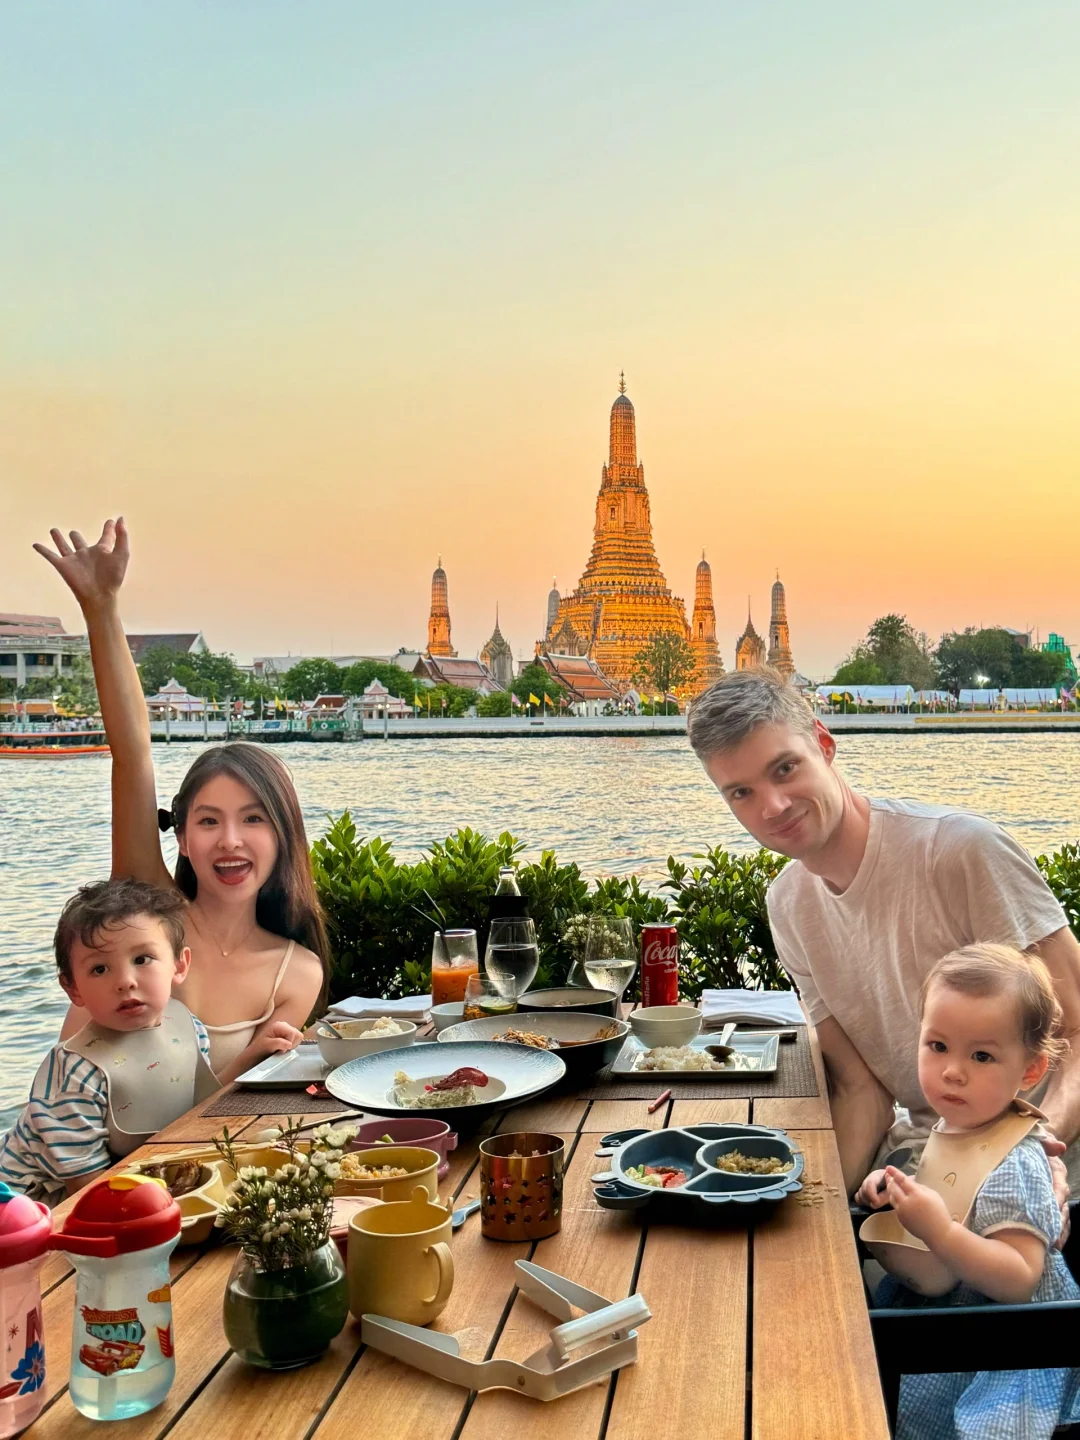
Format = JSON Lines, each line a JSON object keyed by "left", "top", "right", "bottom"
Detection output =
{"left": 2, "top": 733, "right": 1077, "bottom": 1125}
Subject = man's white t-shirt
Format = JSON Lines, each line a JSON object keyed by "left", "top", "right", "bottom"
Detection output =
{"left": 766, "top": 798, "right": 1067, "bottom": 1136}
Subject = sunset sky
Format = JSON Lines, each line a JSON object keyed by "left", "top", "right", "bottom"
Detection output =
{"left": 4, "top": 2, "right": 1080, "bottom": 678}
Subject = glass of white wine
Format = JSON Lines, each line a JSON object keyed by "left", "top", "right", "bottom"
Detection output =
{"left": 485, "top": 917, "right": 540, "bottom": 1000}
{"left": 582, "top": 916, "right": 637, "bottom": 1001}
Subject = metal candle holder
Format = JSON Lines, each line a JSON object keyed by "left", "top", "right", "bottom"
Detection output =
{"left": 479, "top": 1132, "right": 564, "bottom": 1241}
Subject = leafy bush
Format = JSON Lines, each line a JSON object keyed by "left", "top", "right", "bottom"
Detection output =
{"left": 1037, "top": 843, "right": 1080, "bottom": 938}
{"left": 663, "top": 847, "right": 790, "bottom": 993}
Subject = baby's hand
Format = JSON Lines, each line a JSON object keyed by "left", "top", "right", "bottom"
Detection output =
{"left": 854, "top": 1169, "right": 890, "bottom": 1209}
{"left": 884, "top": 1167, "right": 953, "bottom": 1247}
{"left": 254, "top": 1021, "right": 304, "bottom": 1058}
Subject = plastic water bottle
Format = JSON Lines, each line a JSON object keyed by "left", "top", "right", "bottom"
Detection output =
{"left": 50, "top": 1174, "right": 181, "bottom": 1421}
{"left": 0, "top": 1182, "right": 52, "bottom": 1438}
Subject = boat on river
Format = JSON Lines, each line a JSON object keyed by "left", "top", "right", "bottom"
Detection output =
{"left": 0, "top": 729, "right": 110, "bottom": 758}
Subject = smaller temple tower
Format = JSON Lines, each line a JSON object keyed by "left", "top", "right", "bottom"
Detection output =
{"left": 546, "top": 578, "right": 561, "bottom": 636}
{"left": 480, "top": 608, "right": 513, "bottom": 688}
{"left": 427, "top": 557, "right": 457, "bottom": 657}
{"left": 690, "top": 552, "right": 725, "bottom": 694}
{"left": 735, "top": 600, "right": 767, "bottom": 670}
{"left": 766, "top": 572, "right": 795, "bottom": 679}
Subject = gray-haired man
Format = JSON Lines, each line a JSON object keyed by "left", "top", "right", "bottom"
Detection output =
{"left": 688, "top": 669, "right": 1080, "bottom": 1202}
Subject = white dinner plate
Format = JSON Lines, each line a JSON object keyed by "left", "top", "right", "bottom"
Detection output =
{"left": 610, "top": 1032, "right": 780, "bottom": 1078}
{"left": 234, "top": 1042, "right": 331, "bottom": 1088}
{"left": 324, "top": 1040, "right": 565, "bottom": 1116}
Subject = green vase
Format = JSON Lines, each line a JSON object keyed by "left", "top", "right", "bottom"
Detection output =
{"left": 223, "top": 1241, "right": 349, "bottom": 1370}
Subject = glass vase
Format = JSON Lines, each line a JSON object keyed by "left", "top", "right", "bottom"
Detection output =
{"left": 223, "top": 1241, "right": 348, "bottom": 1370}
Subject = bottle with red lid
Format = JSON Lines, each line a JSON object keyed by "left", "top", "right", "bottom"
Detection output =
{"left": 0, "top": 1182, "right": 52, "bottom": 1438}
{"left": 49, "top": 1174, "right": 181, "bottom": 1421}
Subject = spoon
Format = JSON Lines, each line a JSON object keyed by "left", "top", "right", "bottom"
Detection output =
{"left": 317, "top": 1018, "right": 348, "bottom": 1039}
{"left": 704, "top": 1021, "right": 737, "bottom": 1062}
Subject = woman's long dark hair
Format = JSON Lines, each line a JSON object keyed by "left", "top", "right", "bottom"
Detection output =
{"left": 168, "top": 744, "right": 329, "bottom": 1012}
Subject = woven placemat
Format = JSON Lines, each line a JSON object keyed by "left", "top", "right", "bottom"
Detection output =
{"left": 577, "top": 1026, "right": 819, "bottom": 1101}
{"left": 200, "top": 1087, "right": 360, "bottom": 1118}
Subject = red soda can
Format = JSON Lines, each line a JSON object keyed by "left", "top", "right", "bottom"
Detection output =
{"left": 640, "top": 924, "right": 679, "bottom": 1007}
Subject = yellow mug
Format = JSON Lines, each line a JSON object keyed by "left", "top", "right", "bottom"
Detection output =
{"left": 334, "top": 1147, "right": 440, "bottom": 1202}
{"left": 348, "top": 1185, "right": 454, "bottom": 1325}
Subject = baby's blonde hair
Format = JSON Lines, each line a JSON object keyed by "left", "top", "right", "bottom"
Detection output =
{"left": 921, "top": 943, "right": 1067, "bottom": 1064}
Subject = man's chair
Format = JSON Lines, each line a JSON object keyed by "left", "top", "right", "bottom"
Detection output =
{"left": 852, "top": 1201, "right": 1080, "bottom": 1433}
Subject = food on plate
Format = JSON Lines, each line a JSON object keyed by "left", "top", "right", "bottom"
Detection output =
{"left": 714, "top": 1151, "right": 792, "bottom": 1175}
{"left": 492, "top": 1028, "right": 558, "bottom": 1050}
{"left": 635, "top": 1045, "right": 760, "bottom": 1072}
{"left": 392, "top": 1066, "right": 489, "bottom": 1109}
{"left": 355, "top": 1016, "right": 410, "bottom": 1037}
{"left": 378, "top": 1133, "right": 394, "bottom": 1143}
{"left": 338, "top": 1155, "right": 410, "bottom": 1180}
{"left": 625, "top": 1163, "right": 688, "bottom": 1189}
{"left": 562, "top": 1021, "right": 623, "bottom": 1046}
{"left": 136, "top": 1159, "right": 205, "bottom": 1197}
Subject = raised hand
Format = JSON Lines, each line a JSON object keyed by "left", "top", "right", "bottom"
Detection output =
{"left": 853, "top": 1168, "right": 891, "bottom": 1209}
{"left": 32, "top": 517, "right": 130, "bottom": 612}
{"left": 884, "top": 1167, "right": 954, "bottom": 1248}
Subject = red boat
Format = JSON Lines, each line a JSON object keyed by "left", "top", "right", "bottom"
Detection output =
{"left": 0, "top": 729, "right": 110, "bottom": 759}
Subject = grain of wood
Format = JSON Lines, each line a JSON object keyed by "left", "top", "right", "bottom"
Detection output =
{"left": 751, "top": 1130, "right": 889, "bottom": 1440}
{"left": 668, "top": 1099, "right": 750, "bottom": 1127}
{"left": 459, "top": 1132, "right": 643, "bottom": 1439}
{"left": 582, "top": 1100, "right": 669, "bottom": 1133}
{"left": 753, "top": 1096, "right": 832, "bottom": 1130}
{"left": 606, "top": 1223, "right": 747, "bottom": 1440}
{"left": 494, "top": 1097, "right": 586, "bottom": 1134}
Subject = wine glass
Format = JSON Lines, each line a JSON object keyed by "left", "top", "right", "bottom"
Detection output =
{"left": 484, "top": 917, "right": 540, "bottom": 1000}
{"left": 464, "top": 973, "right": 517, "bottom": 1020}
{"left": 582, "top": 916, "right": 637, "bottom": 1001}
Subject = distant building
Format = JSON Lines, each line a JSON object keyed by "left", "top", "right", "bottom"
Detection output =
{"left": 0, "top": 613, "right": 87, "bottom": 689}
{"left": 427, "top": 558, "right": 456, "bottom": 658}
{"left": 126, "top": 633, "right": 207, "bottom": 664}
{"left": 534, "top": 652, "right": 620, "bottom": 714}
{"left": 479, "top": 611, "right": 514, "bottom": 689}
{"left": 689, "top": 553, "right": 725, "bottom": 694}
{"left": 545, "top": 579, "right": 561, "bottom": 636}
{"left": 413, "top": 655, "right": 502, "bottom": 695}
{"left": 734, "top": 602, "right": 767, "bottom": 670}
{"left": 766, "top": 573, "right": 796, "bottom": 680}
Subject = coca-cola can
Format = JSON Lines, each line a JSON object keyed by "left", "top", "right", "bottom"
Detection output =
{"left": 640, "top": 924, "right": 679, "bottom": 1008}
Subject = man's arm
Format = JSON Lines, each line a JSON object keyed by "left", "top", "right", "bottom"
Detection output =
{"left": 816, "top": 1014, "right": 896, "bottom": 1197}
{"left": 1029, "top": 925, "right": 1080, "bottom": 1148}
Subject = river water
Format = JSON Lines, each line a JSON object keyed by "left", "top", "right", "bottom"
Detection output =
{"left": 1, "top": 733, "right": 1077, "bottom": 1126}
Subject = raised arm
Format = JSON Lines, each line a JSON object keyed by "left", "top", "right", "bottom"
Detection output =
{"left": 34, "top": 518, "right": 173, "bottom": 890}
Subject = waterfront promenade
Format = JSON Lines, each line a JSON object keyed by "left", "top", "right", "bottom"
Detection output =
{"left": 139, "top": 713, "right": 1080, "bottom": 742}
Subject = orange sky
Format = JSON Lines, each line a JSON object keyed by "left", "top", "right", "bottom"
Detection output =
{"left": 4, "top": 5, "right": 1080, "bottom": 677}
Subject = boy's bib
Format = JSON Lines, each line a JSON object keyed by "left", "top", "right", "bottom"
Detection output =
{"left": 64, "top": 998, "right": 219, "bottom": 1158}
{"left": 860, "top": 1100, "right": 1044, "bottom": 1296}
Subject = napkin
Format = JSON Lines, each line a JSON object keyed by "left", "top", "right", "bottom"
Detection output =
{"left": 700, "top": 989, "right": 805, "bottom": 1029}
{"left": 325, "top": 994, "right": 432, "bottom": 1022}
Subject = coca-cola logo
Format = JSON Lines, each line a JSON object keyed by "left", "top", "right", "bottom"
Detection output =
{"left": 642, "top": 939, "right": 678, "bottom": 971}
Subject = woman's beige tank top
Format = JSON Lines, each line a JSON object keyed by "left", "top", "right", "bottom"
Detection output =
{"left": 202, "top": 940, "right": 295, "bottom": 1077}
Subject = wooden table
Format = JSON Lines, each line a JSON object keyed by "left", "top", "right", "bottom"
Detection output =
{"left": 25, "top": 1053, "right": 890, "bottom": 1439}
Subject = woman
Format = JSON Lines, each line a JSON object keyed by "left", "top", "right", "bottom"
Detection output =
{"left": 35, "top": 517, "right": 327, "bottom": 1084}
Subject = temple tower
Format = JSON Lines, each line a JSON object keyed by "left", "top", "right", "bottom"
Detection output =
{"left": 690, "top": 552, "right": 725, "bottom": 694}
{"left": 480, "top": 608, "right": 513, "bottom": 688}
{"left": 735, "top": 599, "right": 767, "bottom": 670}
{"left": 426, "top": 557, "right": 456, "bottom": 657}
{"left": 767, "top": 572, "right": 795, "bottom": 679}
{"left": 546, "top": 578, "right": 561, "bottom": 635}
{"left": 544, "top": 377, "right": 689, "bottom": 686}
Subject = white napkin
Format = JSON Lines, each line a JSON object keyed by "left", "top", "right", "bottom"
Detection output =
{"left": 700, "top": 989, "right": 805, "bottom": 1029}
{"left": 325, "top": 994, "right": 432, "bottom": 1022}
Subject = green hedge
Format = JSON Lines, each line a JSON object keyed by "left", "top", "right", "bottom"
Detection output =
{"left": 311, "top": 820, "right": 1080, "bottom": 1005}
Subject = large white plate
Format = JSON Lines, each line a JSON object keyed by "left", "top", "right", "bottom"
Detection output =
{"left": 324, "top": 1040, "right": 565, "bottom": 1116}
{"left": 235, "top": 1043, "right": 331, "bottom": 1088}
{"left": 610, "top": 1032, "right": 780, "bottom": 1078}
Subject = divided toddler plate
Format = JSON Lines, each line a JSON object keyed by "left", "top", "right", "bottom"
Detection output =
{"left": 610, "top": 1032, "right": 779, "bottom": 1078}
{"left": 592, "top": 1123, "right": 803, "bottom": 1215}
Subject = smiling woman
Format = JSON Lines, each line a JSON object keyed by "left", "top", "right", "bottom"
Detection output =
{"left": 32, "top": 518, "right": 329, "bottom": 1084}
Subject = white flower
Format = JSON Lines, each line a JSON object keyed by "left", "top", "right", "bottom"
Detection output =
{"left": 278, "top": 1221, "right": 291, "bottom": 1234}
{"left": 323, "top": 1128, "right": 349, "bottom": 1149}
{"left": 324, "top": 1162, "right": 341, "bottom": 1180}
{"left": 261, "top": 1181, "right": 276, "bottom": 1196}
{"left": 309, "top": 1151, "right": 328, "bottom": 1168}
{"left": 298, "top": 1206, "right": 312, "bottom": 1221}
{"left": 311, "top": 1123, "right": 331, "bottom": 1140}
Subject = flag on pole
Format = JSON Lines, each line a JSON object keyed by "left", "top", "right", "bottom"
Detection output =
{"left": 543, "top": 694, "right": 553, "bottom": 706}
{"left": 559, "top": 696, "right": 568, "bottom": 708}
{"left": 510, "top": 692, "right": 521, "bottom": 707}
{"left": 528, "top": 693, "right": 541, "bottom": 706}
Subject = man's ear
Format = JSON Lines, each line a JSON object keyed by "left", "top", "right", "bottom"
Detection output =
{"left": 60, "top": 973, "right": 85, "bottom": 1010}
{"left": 1020, "top": 1052, "right": 1049, "bottom": 1092}
{"left": 814, "top": 719, "right": 837, "bottom": 765}
{"left": 172, "top": 946, "right": 193, "bottom": 985}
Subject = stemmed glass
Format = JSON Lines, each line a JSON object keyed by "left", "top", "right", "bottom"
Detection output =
{"left": 582, "top": 916, "right": 637, "bottom": 1001}
{"left": 484, "top": 917, "right": 540, "bottom": 1001}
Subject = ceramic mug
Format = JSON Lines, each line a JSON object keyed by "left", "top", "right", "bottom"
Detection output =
{"left": 334, "top": 1146, "right": 440, "bottom": 1202}
{"left": 347, "top": 1185, "right": 454, "bottom": 1325}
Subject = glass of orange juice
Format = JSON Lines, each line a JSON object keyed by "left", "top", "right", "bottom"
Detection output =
{"left": 431, "top": 929, "right": 479, "bottom": 1007}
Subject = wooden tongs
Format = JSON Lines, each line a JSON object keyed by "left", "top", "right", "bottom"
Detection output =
{"left": 360, "top": 1260, "right": 652, "bottom": 1400}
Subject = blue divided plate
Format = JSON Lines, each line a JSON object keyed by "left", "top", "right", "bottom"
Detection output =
{"left": 593, "top": 1122, "right": 803, "bottom": 1215}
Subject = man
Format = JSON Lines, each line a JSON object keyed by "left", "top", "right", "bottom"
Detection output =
{"left": 687, "top": 668, "right": 1080, "bottom": 1200}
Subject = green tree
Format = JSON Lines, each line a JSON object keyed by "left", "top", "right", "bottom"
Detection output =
{"left": 340, "top": 660, "right": 414, "bottom": 701}
{"left": 832, "top": 652, "right": 886, "bottom": 686}
{"left": 832, "top": 614, "right": 937, "bottom": 689}
{"left": 476, "top": 690, "right": 513, "bottom": 717}
{"left": 56, "top": 654, "right": 100, "bottom": 715}
{"left": 282, "top": 658, "right": 345, "bottom": 701}
{"left": 631, "top": 631, "right": 696, "bottom": 701}
{"left": 137, "top": 644, "right": 185, "bottom": 695}
{"left": 1011, "top": 647, "right": 1067, "bottom": 688}
{"left": 935, "top": 628, "right": 1017, "bottom": 693}
{"left": 416, "top": 684, "right": 476, "bottom": 718}
{"left": 512, "top": 663, "right": 565, "bottom": 707}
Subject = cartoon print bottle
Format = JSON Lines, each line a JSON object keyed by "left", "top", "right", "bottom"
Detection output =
{"left": 49, "top": 1175, "right": 181, "bottom": 1421}
{"left": 0, "top": 1182, "right": 52, "bottom": 1438}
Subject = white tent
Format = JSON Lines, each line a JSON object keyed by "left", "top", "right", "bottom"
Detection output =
{"left": 958, "top": 688, "right": 999, "bottom": 708}
{"left": 851, "top": 685, "right": 914, "bottom": 708}
{"left": 1000, "top": 688, "right": 1058, "bottom": 708}
{"left": 914, "top": 690, "right": 952, "bottom": 705}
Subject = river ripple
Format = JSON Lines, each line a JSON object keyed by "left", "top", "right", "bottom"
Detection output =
{"left": 1, "top": 733, "right": 1077, "bottom": 1126}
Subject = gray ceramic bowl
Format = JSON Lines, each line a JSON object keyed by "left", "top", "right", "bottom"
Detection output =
{"left": 437, "top": 1011, "right": 629, "bottom": 1078}
{"left": 518, "top": 987, "right": 618, "bottom": 1018}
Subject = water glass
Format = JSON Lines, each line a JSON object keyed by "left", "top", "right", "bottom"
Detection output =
{"left": 484, "top": 917, "right": 540, "bottom": 1000}
{"left": 463, "top": 974, "right": 517, "bottom": 1020}
{"left": 582, "top": 915, "right": 637, "bottom": 999}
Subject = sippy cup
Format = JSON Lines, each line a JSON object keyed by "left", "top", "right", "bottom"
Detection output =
{"left": 0, "top": 1182, "right": 52, "bottom": 1438}
{"left": 50, "top": 1174, "right": 181, "bottom": 1422}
